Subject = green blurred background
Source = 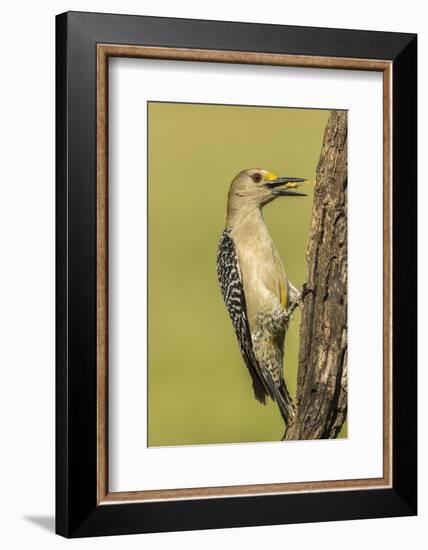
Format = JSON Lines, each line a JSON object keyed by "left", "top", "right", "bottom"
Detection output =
{"left": 147, "top": 102, "right": 346, "bottom": 446}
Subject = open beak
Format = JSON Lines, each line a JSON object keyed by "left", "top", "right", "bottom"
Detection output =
{"left": 265, "top": 176, "right": 307, "bottom": 197}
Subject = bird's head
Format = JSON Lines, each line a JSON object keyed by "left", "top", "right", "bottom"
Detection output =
{"left": 227, "top": 168, "right": 307, "bottom": 213}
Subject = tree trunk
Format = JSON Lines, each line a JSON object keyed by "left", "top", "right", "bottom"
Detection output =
{"left": 286, "top": 110, "right": 348, "bottom": 440}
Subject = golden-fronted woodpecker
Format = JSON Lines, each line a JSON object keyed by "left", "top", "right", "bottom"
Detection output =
{"left": 217, "top": 168, "right": 309, "bottom": 428}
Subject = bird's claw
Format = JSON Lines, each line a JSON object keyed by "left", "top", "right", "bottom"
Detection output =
{"left": 301, "top": 283, "right": 314, "bottom": 300}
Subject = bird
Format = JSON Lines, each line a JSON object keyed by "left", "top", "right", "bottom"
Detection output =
{"left": 216, "top": 168, "right": 309, "bottom": 430}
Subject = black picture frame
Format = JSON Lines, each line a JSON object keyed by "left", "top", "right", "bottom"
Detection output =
{"left": 56, "top": 11, "right": 417, "bottom": 538}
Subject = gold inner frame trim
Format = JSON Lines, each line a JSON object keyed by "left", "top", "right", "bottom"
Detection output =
{"left": 96, "top": 44, "right": 393, "bottom": 505}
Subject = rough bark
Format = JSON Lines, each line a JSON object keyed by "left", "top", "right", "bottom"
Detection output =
{"left": 286, "top": 110, "right": 348, "bottom": 440}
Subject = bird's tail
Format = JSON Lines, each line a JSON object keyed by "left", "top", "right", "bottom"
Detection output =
{"left": 275, "top": 381, "right": 295, "bottom": 427}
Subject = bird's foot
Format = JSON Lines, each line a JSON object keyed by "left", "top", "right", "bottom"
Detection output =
{"left": 290, "top": 283, "right": 314, "bottom": 313}
{"left": 300, "top": 282, "right": 314, "bottom": 301}
{"left": 281, "top": 285, "right": 314, "bottom": 325}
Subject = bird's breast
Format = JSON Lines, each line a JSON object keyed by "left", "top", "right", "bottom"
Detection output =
{"left": 233, "top": 230, "right": 288, "bottom": 332}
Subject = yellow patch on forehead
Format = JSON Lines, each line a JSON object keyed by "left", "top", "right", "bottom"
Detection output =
{"left": 264, "top": 171, "right": 278, "bottom": 181}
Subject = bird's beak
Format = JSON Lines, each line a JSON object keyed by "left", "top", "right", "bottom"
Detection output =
{"left": 265, "top": 176, "right": 307, "bottom": 197}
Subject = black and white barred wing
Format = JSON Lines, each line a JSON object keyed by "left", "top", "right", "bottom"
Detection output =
{"left": 216, "top": 229, "right": 268, "bottom": 404}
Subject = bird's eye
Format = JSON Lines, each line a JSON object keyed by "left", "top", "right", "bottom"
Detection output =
{"left": 252, "top": 173, "right": 262, "bottom": 183}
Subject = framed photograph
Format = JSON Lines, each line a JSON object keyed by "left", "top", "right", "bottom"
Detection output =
{"left": 56, "top": 11, "right": 417, "bottom": 537}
